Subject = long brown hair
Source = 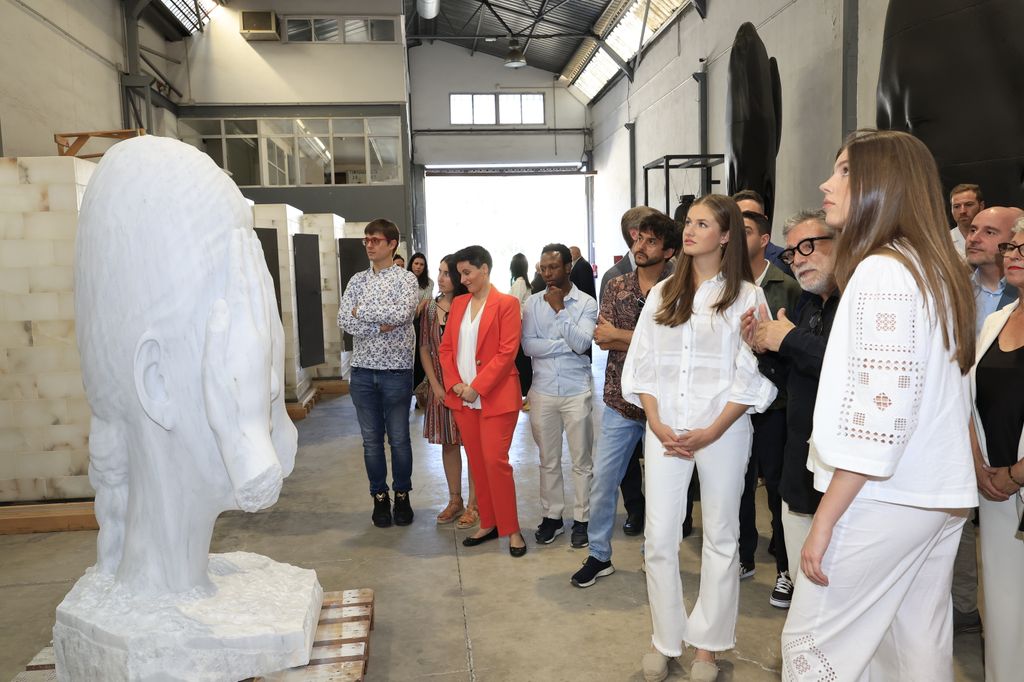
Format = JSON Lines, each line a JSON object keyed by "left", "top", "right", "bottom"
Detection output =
{"left": 655, "top": 195, "right": 753, "bottom": 327}
{"left": 833, "top": 129, "right": 975, "bottom": 373}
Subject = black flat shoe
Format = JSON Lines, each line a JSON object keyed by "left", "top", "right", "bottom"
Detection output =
{"left": 462, "top": 527, "right": 499, "bottom": 547}
{"left": 509, "top": 541, "right": 528, "bottom": 558}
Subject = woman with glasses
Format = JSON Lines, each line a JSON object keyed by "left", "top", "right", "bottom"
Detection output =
{"left": 781, "top": 130, "right": 977, "bottom": 681}
{"left": 970, "top": 223, "right": 1024, "bottom": 682}
{"left": 622, "top": 194, "right": 776, "bottom": 682}
{"left": 420, "top": 255, "right": 479, "bottom": 528}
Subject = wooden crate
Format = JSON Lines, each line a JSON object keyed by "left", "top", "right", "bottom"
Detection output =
{"left": 17, "top": 589, "right": 374, "bottom": 682}
{"left": 285, "top": 386, "right": 322, "bottom": 421}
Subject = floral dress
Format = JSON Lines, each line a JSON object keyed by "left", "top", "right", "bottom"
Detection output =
{"left": 421, "top": 297, "right": 461, "bottom": 445}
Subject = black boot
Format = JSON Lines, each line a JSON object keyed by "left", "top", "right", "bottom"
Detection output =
{"left": 372, "top": 492, "right": 393, "bottom": 528}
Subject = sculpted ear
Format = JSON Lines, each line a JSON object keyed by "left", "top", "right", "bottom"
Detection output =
{"left": 133, "top": 331, "right": 175, "bottom": 430}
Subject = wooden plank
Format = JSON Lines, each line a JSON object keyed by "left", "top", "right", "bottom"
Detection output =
{"left": 312, "top": 379, "right": 349, "bottom": 395}
{"left": 320, "top": 605, "right": 371, "bottom": 624}
{"left": 0, "top": 502, "right": 98, "bottom": 535}
{"left": 309, "top": 642, "right": 366, "bottom": 665}
{"left": 321, "top": 589, "right": 373, "bottom": 607}
{"left": 25, "top": 646, "right": 55, "bottom": 670}
{"left": 255, "top": 661, "right": 364, "bottom": 682}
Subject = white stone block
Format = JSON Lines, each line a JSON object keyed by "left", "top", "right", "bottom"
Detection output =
{"left": 0, "top": 213, "right": 25, "bottom": 238}
{"left": 5, "top": 450, "right": 72, "bottom": 479}
{"left": 0, "top": 476, "right": 48, "bottom": 502}
{"left": 23, "top": 212, "right": 79, "bottom": 241}
{"left": 0, "top": 374, "right": 37, "bottom": 401}
{"left": 47, "top": 473, "right": 94, "bottom": 498}
{"left": 0, "top": 185, "right": 49, "bottom": 212}
{"left": 17, "top": 157, "right": 79, "bottom": 185}
{"left": 8, "top": 398, "right": 69, "bottom": 428}
{"left": 29, "top": 266, "right": 75, "bottom": 294}
{"left": 47, "top": 183, "right": 87, "bottom": 211}
{"left": 3, "top": 292, "right": 60, "bottom": 322}
{"left": 37, "top": 372, "right": 86, "bottom": 399}
{"left": 7, "top": 345, "right": 80, "bottom": 374}
{"left": 54, "top": 552, "right": 323, "bottom": 682}
{"left": 31, "top": 320, "right": 77, "bottom": 346}
{"left": 0, "top": 158, "right": 18, "bottom": 185}
{"left": 0, "top": 320, "right": 32, "bottom": 347}
{"left": 0, "top": 269, "right": 30, "bottom": 294}
{"left": 0, "top": 240, "right": 54, "bottom": 268}
{"left": 25, "top": 423, "right": 89, "bottom": 452}
{"left": 53, "top": 240, "right": 75, "bottom": 266}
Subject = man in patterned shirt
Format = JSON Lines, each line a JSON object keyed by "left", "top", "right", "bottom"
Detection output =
{"left": 571, "top": 211, "right": 679, "bottom": 587}
{"left": 338, "top": 219, "right": 420, "bottom": 528}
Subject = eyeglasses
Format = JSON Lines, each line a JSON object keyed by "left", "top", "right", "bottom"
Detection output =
{"left": 362, "top": 236, "right": 388, "bottom": 247}
{"left": 997, "top": 242, "right": 1024, "bottom": 258}
{"left": 780, "top": 236, "right": 833, "bottom": 265}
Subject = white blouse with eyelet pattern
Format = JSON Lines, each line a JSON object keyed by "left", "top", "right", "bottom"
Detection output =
{"left": 621, "top": 274, "right": 777, "bottom": 431}
{"left": 808, "top": 252, "right": 978, "bottom": 509}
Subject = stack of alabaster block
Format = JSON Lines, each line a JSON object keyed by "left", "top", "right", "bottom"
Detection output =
{"left": 299, "top": 213, "right": 346, "bottom": 381}
{"left": 253, "top": 204, "right": 314, "bottom": 405}
{"left": 0, "top": 156, "right": 96, "bottom": 502}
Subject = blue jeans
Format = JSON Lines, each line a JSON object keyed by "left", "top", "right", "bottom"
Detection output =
{"left": 587, "top": 405, "right": 646, "bottom": 562}
{"left": 349, "top": 367, "right": 414, "bottom": 495}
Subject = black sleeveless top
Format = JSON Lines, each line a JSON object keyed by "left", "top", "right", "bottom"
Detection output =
{"left": 975, "top": 340, "right": 1024, "bottom": 468}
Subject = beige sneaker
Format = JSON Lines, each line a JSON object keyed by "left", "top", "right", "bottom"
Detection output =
{"left": 690, "top": 659, "right": 719, "bottom": 682}
{"left": 641, "top": 651, "right": 669, "bottom": 682}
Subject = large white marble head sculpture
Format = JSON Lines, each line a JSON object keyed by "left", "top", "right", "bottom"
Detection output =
{"left": 75, "top": 136, "right": 297, "bottom": 595}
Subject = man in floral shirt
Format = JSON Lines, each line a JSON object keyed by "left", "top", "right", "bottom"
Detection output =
{"left": 571, "top": 212, "right": 679, "bottom": 587}
{"left": 338, "top": 219, "right": 420, "bottom": 528}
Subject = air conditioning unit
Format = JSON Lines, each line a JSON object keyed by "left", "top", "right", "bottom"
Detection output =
{"left": 240, "top": 11, "right": 279, "bottom": 40}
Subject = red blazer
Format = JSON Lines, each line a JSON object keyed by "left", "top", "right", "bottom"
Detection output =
{"left": 438, "top": 287, "right": 522, "bottom": 416}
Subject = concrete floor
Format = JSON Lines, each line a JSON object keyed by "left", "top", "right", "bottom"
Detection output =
{"left": 0, "top": 355, "right": 985, "bottom": 681}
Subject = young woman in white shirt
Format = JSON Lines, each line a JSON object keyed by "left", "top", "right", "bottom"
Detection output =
{"left": 781, "top": 129, "right": 977, "bottom": 681}
{"left": 622, "top": 195, "right": 777, "bottom": 682}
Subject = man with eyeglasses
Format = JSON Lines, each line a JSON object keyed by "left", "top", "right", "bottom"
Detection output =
{"left": 338, "top": 219, "right": 420, "bottom": 529}
{"left": 741, "top": 208, "right": 839, "bottom": 606}
{"left": 737, "top": 210, "right": 801, "bottom": 605}
{"left": 571, "top": 211, "right": 679, "bottom": 587}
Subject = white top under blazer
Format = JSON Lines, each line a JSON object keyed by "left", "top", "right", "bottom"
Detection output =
{"left": 809, "top": 252, "right": 978, "bottom": 509}
{"left": 621, "top": 274, "right": 777, "bottom": 431}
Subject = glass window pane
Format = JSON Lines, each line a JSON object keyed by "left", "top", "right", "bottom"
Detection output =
{"left": 366, "top": 117, "right": 399, "bottom": 136}
{"left": 344, "top": 19, "right": 369, "bottom": 43}
{"left": 286, "top": 18, "right": 312, "bottom": 42}
{"left": 369, "top": 19, "right": 395, "bottom": 42}
{"left": 264, "top": 137, "right": 296, "bottom": 186}
{"left": 260, "top": 119, "right": 294, "bottom": 135}
{"left": 331, "top": 137, "right": 367, "bottom": 185}
{"left": 224, "top": 119, "right": 257, "bottom": 135}
{"left": 297, "top": 136, "right": 330, "bottom": 185}
{"left": 450, "top": 95, "right": 473, "bottom": 124}
{"left": 472, "top": 94, "right": 495, "bottom": 125}
{"left": 296, "top": 118, "right": 329, "bottom": 135}
{"left": 522, "top": 94, "right": 544, "bottom": 124}
{"left": 225, "top": 137, "right": 259, "bottom": 185}
{"left": 498, "top": 94, "right": 521, "bottom": 124}
{"left": 179, "top": 118, "right": 221, "bottom": 136}
{"left": 313, "top": 18, "right": 339, "bottom": 42}
{"left": 203, "top": 139, "right": 225, "bottom": 168}
{"left": 332, "top": 118, "right": 364, "bottom": 135}
{"left": 368, "top": 137, "right": 400, "bottom": 184}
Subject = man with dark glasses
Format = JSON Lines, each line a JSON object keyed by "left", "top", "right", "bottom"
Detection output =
{"left": 741, "top": 208, "right": 839, "bottom": 609}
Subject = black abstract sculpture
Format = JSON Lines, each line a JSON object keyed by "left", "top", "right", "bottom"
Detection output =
{"left": 877, "top": 0, "right": 1024, "bottom": 209}
{"left": 725, "top": 22, "right": 782, "bottom": 223}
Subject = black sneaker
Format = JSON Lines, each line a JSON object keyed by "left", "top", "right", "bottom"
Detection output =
{"left": 372, "top": 492, "right": 392, "bottom": 528}
{"left": 393, "top": 491, "right": 414, "bottom": 526}
{"left": 534, "top": 517, "right": 564, "bottom": 544}
{"left": 769, "top": 571, "right": 793, "bottom": 609}
{"left": 570, "top": 520, "right": 589, "bottom": 548}
{"left": 622, "top": 510, "right": 644, "bottom": 536}
{"left": 571, "top": 556, "right": 615, "bottom": 588}
{"left": 739, "top": 562, "right": 755, "bottom": 580}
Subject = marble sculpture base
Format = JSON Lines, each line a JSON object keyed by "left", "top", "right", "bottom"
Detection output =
{"left": 53, "top": 552, "right": 323, "bottom": 682}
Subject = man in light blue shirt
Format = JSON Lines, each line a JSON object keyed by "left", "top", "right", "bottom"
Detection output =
{"left": 967, "top": 206, "right": 1022, "bottom": 333}
{"left": 523, "top": 243, "right": 598, "bottom": 549}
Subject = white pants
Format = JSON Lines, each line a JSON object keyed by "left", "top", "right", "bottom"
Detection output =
{"left": 644, "top": 417, "right": 751, "bottom": 655}
{"left": 781, "top": 500, "right": 813, "bottom": 584}
{"left": 978, "top": 494, "right": 1024, "bottom": 682}
{"left": 781, "top": 498, "right": 967, "bottom": 682}
{"left": 528, "top": 389, "right": 594, "bottom": 522}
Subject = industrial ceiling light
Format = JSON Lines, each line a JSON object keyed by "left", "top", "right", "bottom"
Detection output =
{"left": 505, "top": 38, "right": 527, "bottom": 68}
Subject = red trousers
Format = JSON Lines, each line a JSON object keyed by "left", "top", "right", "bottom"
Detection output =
{"left": 454, "top": 409, "right": 521, "bottom": 536}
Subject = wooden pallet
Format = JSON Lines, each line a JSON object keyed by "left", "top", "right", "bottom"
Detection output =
{"left": 15, "top": 590, "right": 374, "bottom": 682}
{"left": 312, "top": 378, "right": 349, "bottom": 395}
{"left": 0, "top": 501, "right": 98, "bottom": 535}
{"left": 285, "top": 385, "right": 322, "bottom": 421}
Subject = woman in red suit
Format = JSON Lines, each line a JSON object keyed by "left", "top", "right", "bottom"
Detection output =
{"left": 439, "top": 245, "right": 528, "bottom": 557}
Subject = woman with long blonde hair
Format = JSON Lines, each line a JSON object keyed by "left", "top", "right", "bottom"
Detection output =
{"left": 622, "top": 194, "right": 776, "bottom": 682}
{"left": 782, "top": 130, "right": 977, "bottom": 680}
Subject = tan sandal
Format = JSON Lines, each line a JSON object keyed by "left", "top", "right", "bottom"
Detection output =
{"left": 436, "top": 497, "right": 465, "bottom": 525}
{"left": 455, "top": 504, "right": 479, "bottom": 529}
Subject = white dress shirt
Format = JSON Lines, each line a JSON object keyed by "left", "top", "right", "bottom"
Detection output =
{"left": 456, "top": 298, "right": 485, "bottom": 409}
{"left": 809, "top": 253, "right": 978, "bottom": 509}
{"left": 621, "top": 274, "right": 777, "bottom": 430}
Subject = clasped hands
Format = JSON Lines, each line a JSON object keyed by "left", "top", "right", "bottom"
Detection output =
{"left": 452, "top": 382, "right": 480, "bottom": 403}
{"left": 976, "top": 460, "right": 1021, "bottom": 502}
{"left": 648, "top": 419, "right": 720, "bottom": 459}
{"left": 741, "top": 303, "right": 794, "bottom": 353}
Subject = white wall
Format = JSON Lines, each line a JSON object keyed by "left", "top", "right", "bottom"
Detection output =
{"left": 589, "top": 0, "right": 860, "bottom": 274}
{"left": 857, "top": 0, "right": 889, "bottom": 129}
{"left": 171, "top": 0, "right": 406, "bottom": 105}
{"left": 408, "top": 41, "right": 587, "bottom": 165}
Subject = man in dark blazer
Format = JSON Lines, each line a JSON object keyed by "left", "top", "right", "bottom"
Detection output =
{"left": 569, "top": 246, "right": 596, "bottom": 299}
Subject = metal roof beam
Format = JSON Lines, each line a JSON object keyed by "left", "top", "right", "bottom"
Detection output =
{"left": 479, "top": 0, "right": 516, "bottom": 35}
{"left": 482, "top": 0, "right": 592, "bottom": 34}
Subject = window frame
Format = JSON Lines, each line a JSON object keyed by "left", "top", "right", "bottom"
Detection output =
{"left": 448, "top": 92, "right": 546, "bottom": 126}
{"left": 280, "top": 15, "right": 398, "bottom": 44}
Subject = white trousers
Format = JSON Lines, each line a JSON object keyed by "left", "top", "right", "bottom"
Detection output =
{"left": 644, "top": 417, "right": 751, "bottom": 655}
{"left": 781, "top": 498, "right": 967, "bottom": 682}
{"left": 528, "top": 389, "right": 594, "bottom": 522}
{"left": 781, "top": 500, "right": 813, "bottom": 584}
{"left": 978, "top": 494, "right": 1024, "bottom": 682}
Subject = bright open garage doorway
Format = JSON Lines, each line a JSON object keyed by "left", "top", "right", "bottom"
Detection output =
{"left": 423, "top": 173, "right": 589, "bottom": 291}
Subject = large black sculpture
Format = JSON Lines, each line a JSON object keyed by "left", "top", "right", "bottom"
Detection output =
{"left": 877, "top": 0, "right": 1024, "bottom": 209}
{"left": 725, "top": 22, "right": 782, "bottom": 223}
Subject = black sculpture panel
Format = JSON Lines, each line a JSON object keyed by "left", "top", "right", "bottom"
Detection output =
{"left": 877, "top": 0, "right": 1024, "bottom": 209}
{"left": 726, "top": 22, "right": 783, "bottom": 223}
